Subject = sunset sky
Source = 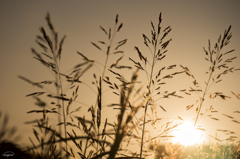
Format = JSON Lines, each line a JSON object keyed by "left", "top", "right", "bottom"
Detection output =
{"left": 1, "top": 0, "right": 240, "bottom": 152}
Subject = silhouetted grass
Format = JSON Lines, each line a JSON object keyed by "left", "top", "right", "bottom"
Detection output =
{"left": 15, "top": 12, "right": 240, "bottom": 159}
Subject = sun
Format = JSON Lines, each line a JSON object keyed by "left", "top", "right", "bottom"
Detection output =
{"left": 172, "top": 121, "right": 205, "bottom": 146}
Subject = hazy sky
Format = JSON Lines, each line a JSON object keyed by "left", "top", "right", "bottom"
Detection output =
{"left": 1, "top": 0, "right": 240, "bottom": 151}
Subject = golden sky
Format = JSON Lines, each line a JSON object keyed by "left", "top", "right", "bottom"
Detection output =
{"left": 1, "top": 0, "right": 240, "bottom": 151}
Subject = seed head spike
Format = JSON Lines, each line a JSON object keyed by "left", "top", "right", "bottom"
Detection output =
{"left": 115, "top": 14, "right": 118, "bottom": 24}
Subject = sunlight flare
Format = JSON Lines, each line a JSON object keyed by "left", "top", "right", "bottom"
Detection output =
{"left": 172, "top": 121, "right": 205, "bottom": 146}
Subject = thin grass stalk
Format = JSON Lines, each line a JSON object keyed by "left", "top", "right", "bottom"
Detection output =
{"left": 54, "top": 34, "right": 68, "bottom": 157}
{"left": 95, "top": 47, "right": 109, "bottom": 155}
{"left": 56, "top": 62, "right": 68, "bottom": 153}
{"left": 83, "top": 136, "right": 89, "bottom": 157}
{"left": 137, "top": 13, "right": 174, "bottom": 158}
{"left": 54, "top": 67, "right": 63, "bottom": 153}
{"left": 140, "top": 43, "right": 156, "bottom": 158}
{"left": 102, "top": 47, "right": 110, "bottom": 80}
{"left": 97, "top": 125, "right": 100, "bottom": 155}
{"left": 95, "top": 17, "right": 118, "bottom": 155}
{"left": 45, "top": 13, "right": 68, "bottom": 154}
{"left": 97, "top": 77, "right": 102, "bottom": 157}
{"left": 194, "top": 39, "right": 221, "bottom": 127}
{"left": 51, "top": 36, "right": 68, "bottom": 155}
{"left": 194, "top": 69, "right": 213, "bottom": 127}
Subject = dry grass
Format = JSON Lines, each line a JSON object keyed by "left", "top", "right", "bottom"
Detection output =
{"left": 11, "top": 11, "right": 240, "bottom": 159}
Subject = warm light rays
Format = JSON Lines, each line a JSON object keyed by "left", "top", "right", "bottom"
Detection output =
{"left": 172, "top": 121, "right": 205, "bottom": 146}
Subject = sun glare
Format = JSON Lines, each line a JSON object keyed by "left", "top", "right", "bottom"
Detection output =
{"left": 172, "top": 121, "right": 205, "bottom": 146}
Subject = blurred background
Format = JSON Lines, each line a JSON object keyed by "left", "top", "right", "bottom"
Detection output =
{"left": 0, "top": 0, "right": 240, "bottom": 152}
